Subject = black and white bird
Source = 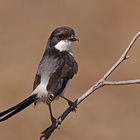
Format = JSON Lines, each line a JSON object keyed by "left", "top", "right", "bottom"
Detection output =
{"left": 0, "top": 26, "right": 78, "bottom": 123}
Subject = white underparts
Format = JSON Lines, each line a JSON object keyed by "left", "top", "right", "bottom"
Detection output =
{"left": 32, "top": 82, "right": 48, "bottom": 97}
{"left": 54, "top": 40, "right": 74, "bottom": 56}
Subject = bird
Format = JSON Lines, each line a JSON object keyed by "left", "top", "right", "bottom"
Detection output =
{"left": 0, "top": 26, "right": 78, "bottom": 123}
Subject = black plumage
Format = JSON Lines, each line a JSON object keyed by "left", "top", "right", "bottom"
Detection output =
{"left": 0, "top": 26, "right": 78, "bottom": 122}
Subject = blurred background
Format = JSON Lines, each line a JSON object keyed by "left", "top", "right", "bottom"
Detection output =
{"left": 1, "top": 0, "right": 140, "bottom": 140}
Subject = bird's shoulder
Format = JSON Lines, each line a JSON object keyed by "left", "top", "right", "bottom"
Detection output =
{"left": 43, "top": 47, "right": 78, "bottom": 74}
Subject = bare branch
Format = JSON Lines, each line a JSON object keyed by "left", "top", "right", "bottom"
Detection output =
{"left": 104, "top": 79, "right": 140, "bottom": 86}
{"left": 102, "top": 32, "right": 140, "bottom": 80}
{"left": 40, "top": 32, "right": 140, "bottom": 140}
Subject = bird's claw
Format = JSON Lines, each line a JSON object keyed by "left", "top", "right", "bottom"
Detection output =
{"left": 51, "top": 116, "right": 57, "bottom": 124}
{"left": 68, "top": 100, "right": 77, "bottom": 112}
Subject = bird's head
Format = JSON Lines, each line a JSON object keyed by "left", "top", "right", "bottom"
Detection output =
{"left": 47, "top": 26, "right": 79, "bottom": 52}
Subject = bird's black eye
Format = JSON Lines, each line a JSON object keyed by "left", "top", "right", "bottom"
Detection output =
{"left": 57, "top": 34, "right": 66, "bottom": 40}
{"left": 58, "top": 34, "right": 63, "bottom": 39}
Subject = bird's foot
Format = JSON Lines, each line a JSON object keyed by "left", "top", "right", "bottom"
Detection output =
{"left": 68, "top": 100, "right": 77, "bottom": 112}
{"left": 51, "top": 116, "right": 57, "bottom": 124}
{"left": 59, "top": 95, "right": 77, "bottom": 112}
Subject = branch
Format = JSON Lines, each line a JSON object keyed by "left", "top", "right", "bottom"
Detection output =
{"left": 104, "top": 79, "right": 140, "bottom": 86}
{"left": 40, "top": 32, "right": 140, "bottom": 140}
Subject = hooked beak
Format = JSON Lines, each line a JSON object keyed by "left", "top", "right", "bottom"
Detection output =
{"left": 68, "top": 35, "right": 79, "bottom": 42}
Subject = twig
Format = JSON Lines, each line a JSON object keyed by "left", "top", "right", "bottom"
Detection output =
{"left": 104, "top": 79, "right": 140, "bottom": 86}
{"left": 40, "top": 32, "right": 140, "bottom": 140}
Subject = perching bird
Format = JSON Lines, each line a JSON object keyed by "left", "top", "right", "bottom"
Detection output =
{"left": 0, "top": 26, "right": 78, "bottom": 123}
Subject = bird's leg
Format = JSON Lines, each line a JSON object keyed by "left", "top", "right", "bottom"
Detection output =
{"left": 48, "top": 104, "right": 56, "bottom": 123}
{"left": 59, "top": 95, "right": 77, "bottom": 112}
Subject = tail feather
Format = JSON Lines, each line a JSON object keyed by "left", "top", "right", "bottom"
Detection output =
{"left": 0, "top": 94, "right": 37, "bottom": 122}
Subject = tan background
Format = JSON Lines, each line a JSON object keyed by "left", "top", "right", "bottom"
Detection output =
{"left": 1, "top": 0, "right": 140, "bottom": 140}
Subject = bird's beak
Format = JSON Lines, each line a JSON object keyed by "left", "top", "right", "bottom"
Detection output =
{"left": 68, "top": 35, "right": 79, "bottom": 42}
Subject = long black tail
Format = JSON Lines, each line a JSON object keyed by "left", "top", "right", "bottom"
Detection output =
{"left": 0, "top": 94, "right": 38, "bottom": 122}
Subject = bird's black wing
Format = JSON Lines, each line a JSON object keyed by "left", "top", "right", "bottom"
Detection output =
{"left": 47, "top": 53, "right": 78, "bottom": 100}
